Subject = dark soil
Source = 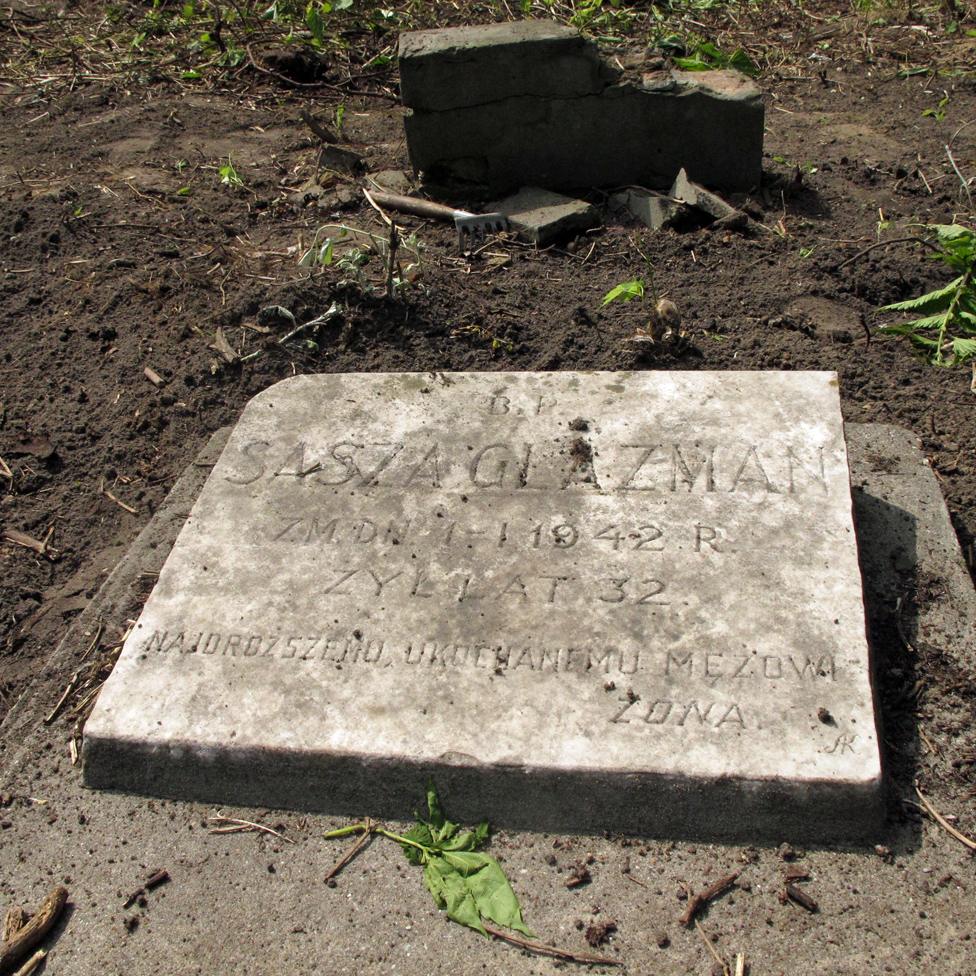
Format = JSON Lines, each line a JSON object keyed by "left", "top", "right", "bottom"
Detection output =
{"left": 1, "top": 0, "right": 974, "bottom": 797}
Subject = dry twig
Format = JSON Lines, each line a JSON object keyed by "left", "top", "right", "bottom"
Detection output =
{"left": 2, "top": 527, "right": 57, "bottom": 561}
{"left": 98, "top": 479, "right": 138, "bottom": 515}
{"left": 916, "top": 784, "right": 976, "bottom": 851}
{"left": 0, "top": 885, "right": 67, "bottom": 975}
{"left": 208, "top": 814, "right": 295, "bottom": 843}
{"left": 482, "top": 921, "right": 622, "bottom": 966}
{"left": 10, "top": 950, "right": 45, "bottom": 976}
{"left": 324, "top": 819, "right": 375, "bottom": 882}
{"left": 678, "top": 872, "right": 740, "bottom": 927}
{"left": 1, "top": 911, "right": 26, "bottom": 945}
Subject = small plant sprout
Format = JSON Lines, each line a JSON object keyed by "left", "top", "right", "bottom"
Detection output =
{"left": 218, "top": 157, "right": 244, "bottom": 188}
{"left": 878, "top": 224, "right": 976, "bottom": 368}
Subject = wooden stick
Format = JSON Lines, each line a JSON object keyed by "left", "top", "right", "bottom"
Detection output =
{"left": 0, "top": 885, "right": 68, "bottom": 975}
{"left": 208, "top": 815, "right": 295, "bottom": 843}
{"left": 679, "top": 872, "right": 740, "bottom": 927}
{"left": 481, "top": 922, "right": 622, "bottom": 966}
{"left": 2, "top": 528, "right": 57, "bottom": 560}
{"left": 1, "top": 910, "right": 26, "bottom": 945}
{"left": 785, "top": 883, "right": 819, "bottom": 913}
{"left": 916, "top": 784, "right": 976, "bottom": 851}
{"left": 98, "top": 479, "right": 138, "bottom": 515}
{"left": 10, "top": 950, "right": 45, "bottom": 976}
{"left": 693, "top": 919, "right": 728, "bottom": 974}
{"left": 0, "top": 455, "right": 12, "bottom": 481}
{"left": 324, "top": 820, "right": 375, "bottom": 882}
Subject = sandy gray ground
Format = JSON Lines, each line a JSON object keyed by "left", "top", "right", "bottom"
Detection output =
{"left": 1, "top": 422, "right": 974, "bottom": 976}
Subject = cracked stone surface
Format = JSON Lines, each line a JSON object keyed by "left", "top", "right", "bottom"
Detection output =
{"left": 83, "top": 370, "right": 881, "bottom": 843}
{"left": 399, "top": 21, "right": 764, "bottom": 193}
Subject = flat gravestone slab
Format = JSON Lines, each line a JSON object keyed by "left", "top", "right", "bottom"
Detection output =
{"left": 83, "top": 371, "right": 882, "bottom": 842}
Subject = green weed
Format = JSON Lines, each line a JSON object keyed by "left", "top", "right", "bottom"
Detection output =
{"left": 324, "top": 783, "right": 530, "bottom": 937}
{"left": 878, "top": 224, "right": 976, "bottom": 367}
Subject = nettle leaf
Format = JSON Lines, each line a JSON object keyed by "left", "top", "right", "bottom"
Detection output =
{"left": 401, "top": 821, "right": 434, "bottom": 865}
{"left": 423, "top": 856, "right": 486, "bottom": 934}
{"left": 394, "top": 784, "right": 531, "bottom": 938}
{"left": 602, "top": 278, "right": 645, "bottom": 305}
{"left": 441, "top": 851, "right": 533, "bottom": 936}
{"left": 879, "top": 276, "right": 962, "bottom": 314}
{"left": 878, "top": 312, "right": 949, "bottom": 334}
{"left": 951, "top": 337, "right": 976, "bottom": 363}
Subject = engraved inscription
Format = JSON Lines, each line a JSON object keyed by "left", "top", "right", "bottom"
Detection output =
{"left": 227, "top": 438, "right": 831, "bottom": 496}
{"left": 610, "top": 695, "right": 752, "bottom": 730}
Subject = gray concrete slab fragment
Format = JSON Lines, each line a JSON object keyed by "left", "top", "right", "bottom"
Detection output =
{"left": 81, "top": 371, "right": 880, "bottom": 842}
{"left": 492, "top": 187, "right": 599, "bottom": 245}
{"left": 609, "top": 188, "right": 683, "bottom": 230}
{"left": 399, "top": 22, "right": 764, "bottom": 193}
{"left": 398, "top": 21, "right": 618, "bottom": 112}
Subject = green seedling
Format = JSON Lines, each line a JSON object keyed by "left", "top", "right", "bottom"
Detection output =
{"left": 602, "top": 278, "right": 645, "bottom": 305}
{"left": 324, "top": 783, "right": 530, "bottom": 937}
{"left": 218, "top": 157, "right": 244, "bottom": 188}
{"left": 878, "top": 224, "right": 976, "bottom": 367}
{"left": 922, "top": 93, "right": 949, "bottom": 121}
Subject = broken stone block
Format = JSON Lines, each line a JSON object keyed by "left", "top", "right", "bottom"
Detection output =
{"left": 493, "top": 187, "right": 599, "bottom": 246}
{"left": 398, "top": 20, "right": 619, "bottom": 113}
{"left": 399, "top": 23, "right": 764, "bottom": 194}
{"left": 610, "top": 188, "right": 683, "bottom": 231}
{"left": 670, "top": 167, "right": 738, "bottom": 221}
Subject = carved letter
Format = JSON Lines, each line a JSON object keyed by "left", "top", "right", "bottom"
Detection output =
{"left": 671, "top": 444, "right": 715, "bottom": 492}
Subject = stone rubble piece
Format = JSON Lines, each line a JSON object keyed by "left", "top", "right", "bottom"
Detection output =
{"left": 83, "top": 370, "right": 882, "bottom": 843}
{"left": 399, "top": 22, "right": 764, "bottom": 194}
{"left": 609, "top": 188, "right": 685, "bottom": 231}
{"left": 670, "top": 167, "right": 739, "bottom": 220}
{"left": 492, "top": 186, "right": 599, "bottom": 246}
{"left": 398, "top": 20, "right": 619, "bottom": 113}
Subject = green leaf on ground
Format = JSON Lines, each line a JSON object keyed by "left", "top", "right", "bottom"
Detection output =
{"left": 392, "top": 782, "right": 532, "bottom": 937}
{"left": 602, "top": 278, "right": 645, "bottom": 305}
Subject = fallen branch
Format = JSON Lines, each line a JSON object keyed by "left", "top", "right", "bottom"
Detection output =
{"left": 678, "top": 872, "right": 740, "bottom": 927}
{"left": 0, "top": 885, "right": 68, "bottom": 975}
{"left": 0, "top": 456, "right": 12, "bottom": 482}
{"left": 916, "top": 784, "right": 976, "bottom": 852}
{"left": 482, "top": 921, "right": 621, "bottom": 966}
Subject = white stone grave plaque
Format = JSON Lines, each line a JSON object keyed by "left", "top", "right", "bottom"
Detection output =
{"left": 84, "top": 371, "right": 882, "bottom": 841}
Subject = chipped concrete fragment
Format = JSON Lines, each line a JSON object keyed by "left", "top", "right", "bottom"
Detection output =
{"left": 670, "top": 167, "right": 740, "bottom": 221}
{"left": 399, "top": 23, "right": 764, "bottom": 193}
{"left": 398, "top": 20, "right": 619, "bottom": 112}
{"left": 610, "top": 189, "right": 684, "bottom": 231}
{"left": 493, "top": 187, "right": 599, "bottom": 246}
